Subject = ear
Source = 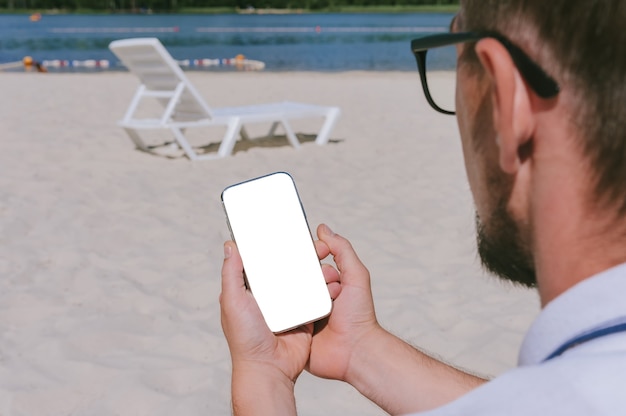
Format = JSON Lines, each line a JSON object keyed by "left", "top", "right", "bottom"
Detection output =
{"left": 474, "top": 38, "right": 535, "bottom": 174}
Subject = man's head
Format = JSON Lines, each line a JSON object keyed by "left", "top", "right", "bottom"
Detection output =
{"left": 461, "top": 0, "right": 626, "bottom": 213}
{"left": 454, "top": 0, "right": 626, "bottom": 288}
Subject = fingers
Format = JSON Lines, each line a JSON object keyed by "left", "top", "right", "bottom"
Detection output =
{"left": 317, "top": 230, "right": 341, "bottom": 299}
{"left": 322, "top": 263, "right": 341, "bottom": 300}
{"left": 317, "top": 224, "right": 370, "bottom": 286}
{"left": 322, "top": 263, "right": 340, "bottom": 283}
{"left": 315, "top": 239, "right": 330, "bottom": 260}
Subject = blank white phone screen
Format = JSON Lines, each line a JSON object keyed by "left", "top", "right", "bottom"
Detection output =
{"left": 221, "top": 172, "right": 332, "bottom": 333}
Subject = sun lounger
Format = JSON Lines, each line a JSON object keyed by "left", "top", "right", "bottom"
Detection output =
{"left": 109, "top": 37, "right": 341, "bottom": 160}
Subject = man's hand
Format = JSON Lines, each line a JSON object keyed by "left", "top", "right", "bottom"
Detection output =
{"left": 309, "top": 224, "right": 382, "bottom": 382}
{"left": 310, "top": 225, "right": 486, "bottom": 414}
{"left": 220, "top": 241, "right": 312, "bottom": 415}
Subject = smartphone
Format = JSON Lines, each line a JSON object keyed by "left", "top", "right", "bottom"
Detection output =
{"left": 221, "top": 172, "right": 332, "bottom": 333}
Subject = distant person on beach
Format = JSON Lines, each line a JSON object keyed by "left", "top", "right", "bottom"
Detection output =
{"left": 220, "top": 0, "right": 626, "bottom": 414}
{"left": 22, "top": 56, "right": 47, "bottom": 73}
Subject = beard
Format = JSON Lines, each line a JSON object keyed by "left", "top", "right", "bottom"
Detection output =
{"left": 476, "top": 199, "right": 537, "bottom": 288}
{"left": 466, "top": 87, "right": 537, "bottom": 288}
{"left": 475, "top": 165, "right": 537, "bottom": 288}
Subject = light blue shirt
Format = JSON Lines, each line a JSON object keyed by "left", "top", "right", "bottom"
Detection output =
{"left": 417, "top": 262, "right": 626, "bottom": 415}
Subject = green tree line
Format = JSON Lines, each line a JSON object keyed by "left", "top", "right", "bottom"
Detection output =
{"left": 1, "top": 0, "right": 458, "bottom": 12}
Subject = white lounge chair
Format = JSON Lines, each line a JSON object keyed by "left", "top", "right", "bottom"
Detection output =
{"left": 108, "top": 37, "right": 341, "bottom": 161}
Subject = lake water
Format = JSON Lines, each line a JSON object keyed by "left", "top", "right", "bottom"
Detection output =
{"left": 0, "top": 13, "right": 454, "bottom": 71}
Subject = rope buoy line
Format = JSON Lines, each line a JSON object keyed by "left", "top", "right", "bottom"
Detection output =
{"left": 0, "top": 55, "right": 265, "bottom": 72}
{"left": 42, "top": 59, "right": 111, "bottom": 68}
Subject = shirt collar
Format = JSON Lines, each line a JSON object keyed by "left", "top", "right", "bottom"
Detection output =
{"left": 518, "top": 262, "right": 626, "bottom": 365}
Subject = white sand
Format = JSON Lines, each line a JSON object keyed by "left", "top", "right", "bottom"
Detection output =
{"left": 0, "top": 71, "right": 539, "bottom": 415}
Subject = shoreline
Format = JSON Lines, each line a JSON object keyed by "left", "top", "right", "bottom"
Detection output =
{"left": 1, "top": 67, "right": 422, "bottom": 73}
{"left": 0, "top": 5, "right": 459, "bottom": 15}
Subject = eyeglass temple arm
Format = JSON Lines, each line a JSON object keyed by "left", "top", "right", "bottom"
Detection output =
{"left": 414, "top": 51, "right": 456, "bottom": 116}
{"left": 411, "top": 32, "right": 560, "bottom": 99}
{"left": 492, "top": 34, "right": 560, "bottom": 98}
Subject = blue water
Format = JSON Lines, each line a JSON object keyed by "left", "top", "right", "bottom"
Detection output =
{"left": 0, "top": 13, "right": 454, "bottom": 71}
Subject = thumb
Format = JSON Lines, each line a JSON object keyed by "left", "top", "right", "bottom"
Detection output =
{"left": 221, "top": 241, "right": 247, "bottom": 299}
{"left": 317, "top": 224, "right": 370, "bottom": 286}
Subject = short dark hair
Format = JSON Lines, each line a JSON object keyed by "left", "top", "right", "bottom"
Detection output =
{"left": 463, "top": 0, "right": 626, "bottom": 214}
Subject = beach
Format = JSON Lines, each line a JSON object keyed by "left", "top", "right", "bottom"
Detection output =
{"left": 0, "top": 71, "right": 539, "bottom": 415}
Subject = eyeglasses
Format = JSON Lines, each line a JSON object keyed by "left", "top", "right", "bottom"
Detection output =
{"left": 411, "top": 31, "right": 560, "bottom": 115}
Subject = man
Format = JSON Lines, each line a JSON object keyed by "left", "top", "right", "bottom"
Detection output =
{"left": 220, "top": 0, "right": 626, "bottom": 414}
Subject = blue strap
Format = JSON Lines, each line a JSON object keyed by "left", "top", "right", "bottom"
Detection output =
{"left": 544, "top": 320, "right": 626, "bottom": 362}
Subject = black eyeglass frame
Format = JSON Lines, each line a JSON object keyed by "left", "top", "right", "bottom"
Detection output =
{"left": 411, "top": 31, "right": 560, "bottom": 115}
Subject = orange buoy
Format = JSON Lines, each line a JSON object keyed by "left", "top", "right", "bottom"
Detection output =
{"left": 235, "top": 54, "right": 245, "bottom": 69}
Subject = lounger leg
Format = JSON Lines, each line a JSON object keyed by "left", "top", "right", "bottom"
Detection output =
{"left": 280, "top": 119, "right": 300, "bottom": 149}
{"left": 124, "top": 128, "right": 149, "bottom": 151}
{"left": 217, "top": 118, "right": 243, "bottom": 158}
{"left": 170, "top": 126, "right": 199, "bottom": 161}
{"left": 267, "top": 121, "right": 280, "bottom": 138}
{"left": 315, "top": 107, "right": 341, "bottom": 145}
{"left": 122, "top": 85, "right": 146, "bottom": 125}
{"left": 240, "top": 126, "right": 251, "bottom": 141}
